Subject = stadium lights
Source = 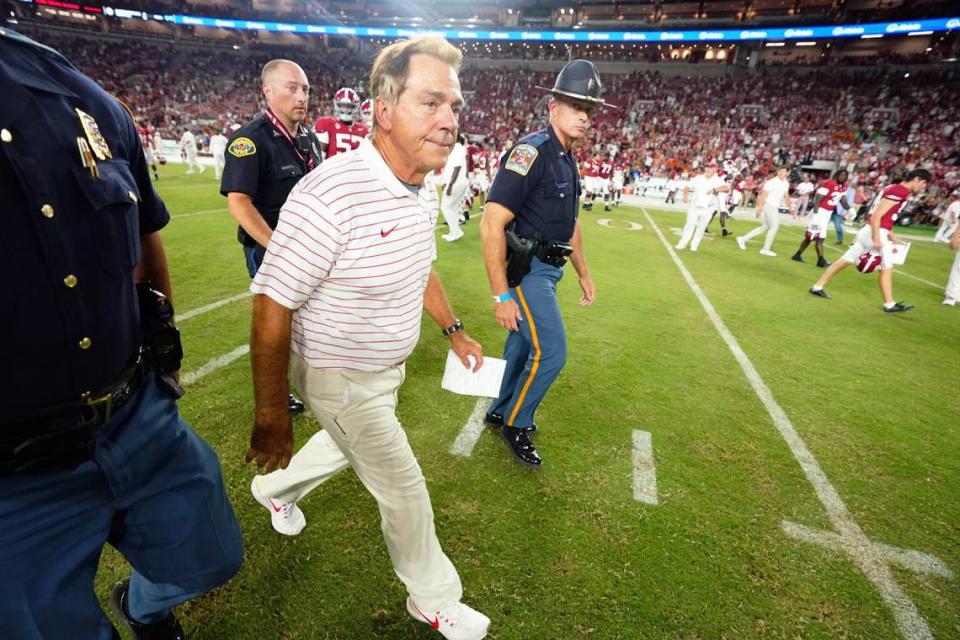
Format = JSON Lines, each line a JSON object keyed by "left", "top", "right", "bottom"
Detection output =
{"left": 861, "top": 34, "right": 883, "bottom": 39}
{"left": 765, "top": 42, "right": 786, "bottom": 47}
{"left": 796, "top": 41, "right": 817, "bottom": 46}
{"left": 908, "top": 31, "right": 933, "bottom": 36}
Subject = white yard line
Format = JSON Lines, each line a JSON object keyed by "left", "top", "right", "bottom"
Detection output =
{"left": 631, "top": 430, "right": 658, "bottom": 505}
{"left": 782, "top": 521, "right": 955, "bottom": 581}
{"left": 176, "top": 291, "right": 252, "bottom": 323}
{"left": 450, "top": 398, "right": 490, "bottom": 457}
{"left": 171, "top": 207, "right": 227, "bottom": 219}
{"left": 642, "top": 207, "right": 937, "bottom": 640}
{"left": 181, "top": 345, "right": 249, "bottom": 386}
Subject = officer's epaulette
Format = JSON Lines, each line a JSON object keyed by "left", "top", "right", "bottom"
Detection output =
{"left": 518, "top": 129, "right": 551, "bottom": 149}
{"left": 0, "top": 26, "right": 71, "bottom": 65}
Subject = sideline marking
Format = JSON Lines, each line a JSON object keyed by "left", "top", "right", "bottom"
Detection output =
{"left": 596, "top": 218, "right": 644, "bottom": 231}
{"left": 450, "top": 398, "right": 489, "bottom": 457}
{"left": 782, "top": 521, "right": 955, "bottom": 581}
{"left": 181, "top": 345, "right": 249, "bottom": 386}
{"left": 177, "top": 291, "right": 252, "bottom": 323}
{"left": 643, "top": 207, "right": 939, "bottom": 640}
{"left": 631, "top": 430, "right": 658, "bottom": 505}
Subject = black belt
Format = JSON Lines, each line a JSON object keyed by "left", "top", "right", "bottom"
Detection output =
{"left": 0, "top": 352, "right": 147, "bottom": 475}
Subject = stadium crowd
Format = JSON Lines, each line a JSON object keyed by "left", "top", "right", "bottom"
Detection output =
{"left": 19, "top": 28, "right": 960, "bottom": 214}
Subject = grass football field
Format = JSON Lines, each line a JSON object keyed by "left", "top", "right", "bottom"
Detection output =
{"left": 98, "top": 166, "right": 959, "bottom": 639}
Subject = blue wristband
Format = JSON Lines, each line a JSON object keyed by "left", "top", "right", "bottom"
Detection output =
{"left": 492, "top": 292, "right": 512, "bottom": 303}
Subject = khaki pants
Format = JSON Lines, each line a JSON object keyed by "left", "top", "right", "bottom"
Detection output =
{"left": 676, "top": 205, "right": 713, "bottom": 250}
{"left": 258, "top": 355, "right": 463, "bottom": 609}
{"left": 741, "top": 205, "right": 781, "bottom": 252}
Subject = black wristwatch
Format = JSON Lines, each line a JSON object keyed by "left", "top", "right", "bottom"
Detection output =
{"left": 442, "top": 319, "right": 464, "bottom": 337}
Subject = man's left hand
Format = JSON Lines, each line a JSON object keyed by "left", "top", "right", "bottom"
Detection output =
{"left": 578, "top": 275, "right": 597, "bottom": 307}
{"left": 450, "top": 331, "right": 483, "bottom": 372}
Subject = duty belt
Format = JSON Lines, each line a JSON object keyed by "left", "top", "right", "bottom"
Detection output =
{"left": 534, "top": 240, "right": 574, "bottom": 268}
{"left": 0, "top": 352, "right": 147, "bottom": 475}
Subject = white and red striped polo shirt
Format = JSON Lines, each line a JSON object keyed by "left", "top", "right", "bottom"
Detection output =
{"left": 250, "top": 138, "right": 439, "bottom": 370}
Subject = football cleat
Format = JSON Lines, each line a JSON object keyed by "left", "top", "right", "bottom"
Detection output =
{"left": 816, "top": 257, "right": 830, "bottom": 268}
{"left": 809, "top": 287, "right": 830, "bottom": 299}
{"left": 736, "top": 237, "right": 747, "bottom": 250}
{"left": 883, "top": 302, "right": 914, "bottom": 313}
{"left": 791, "top": 253, "right": 805, "bottom": 263}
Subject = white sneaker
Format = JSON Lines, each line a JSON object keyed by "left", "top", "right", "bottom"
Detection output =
{"left": 674, "top": 244, "right": 686, "bottom": 251}
{"left": 250, "top": 476, "right": 305, "bottom": 536}
{"left": 759, "top": 249, "right": 777, "bottom": 257}
{"left": 944, "top": 298, "right": 956, "bottom": 307}
{"left": 736, "top": 237, "right": 746, "bottom": 250}
{"left": 442, "top": 232, "right": 463, "bottom": 242}
{"left": 406, "top": 597, "right": 490, "bottom": 640}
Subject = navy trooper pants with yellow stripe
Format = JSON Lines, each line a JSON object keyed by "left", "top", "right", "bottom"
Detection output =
{"left": 489, "top": 258, "right": 567, "bottom": 429}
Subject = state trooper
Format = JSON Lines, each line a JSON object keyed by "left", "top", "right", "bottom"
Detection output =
{"left": 220, "top": 58, "right": 322, "bottom": 415}
{"left": 0, "top": 29, "right": 242, "bottom": 640}
{"left": 479, "top": 59, "right": 608, "bottom": 467}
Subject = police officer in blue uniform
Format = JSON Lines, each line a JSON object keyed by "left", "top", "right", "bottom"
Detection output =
{"left": 221, "top": 59, "right": 321, "bottom": 415}
{"left": 0, "top": 29, "right": 242, "bottom": 639}
{"left": 480, "top": 60, "right": 608, "bottom": 467}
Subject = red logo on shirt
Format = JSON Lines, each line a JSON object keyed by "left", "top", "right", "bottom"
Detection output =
{"left": 380, "top": 224, "right": 399, "bottom": 238}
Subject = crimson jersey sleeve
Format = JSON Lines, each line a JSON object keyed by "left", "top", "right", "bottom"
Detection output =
{"left": 870, "top": 184, "right": 911, "bottom": 230}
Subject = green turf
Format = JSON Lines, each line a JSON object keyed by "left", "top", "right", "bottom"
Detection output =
{"left": 98, "top": 166, "right": 960, "bottom": 639}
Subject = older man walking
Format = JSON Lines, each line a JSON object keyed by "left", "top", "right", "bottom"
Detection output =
{"left": 245, "top": 37, "right": 490, "bottom": 640}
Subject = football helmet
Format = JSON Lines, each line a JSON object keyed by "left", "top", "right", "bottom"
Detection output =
{"left": 856, "top": 250, "right": 883, "bottom": 273}
{"left": 333, "top": 87, "right": 360, "bottom": 124}
{"left": 360, "top": 98, "right": 373, "bottom": 127}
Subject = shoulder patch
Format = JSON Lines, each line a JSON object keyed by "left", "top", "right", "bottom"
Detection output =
{"left": 228, "top": 137, "right": 257, "bottom": 158}
{"left": 504, "top": 144, "right": 539, "bottom": 176}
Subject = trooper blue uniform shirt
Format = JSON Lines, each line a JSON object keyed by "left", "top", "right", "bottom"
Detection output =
{"left": 486, "top": 124, "right": 581, "bottom": 431}
{"left": 488, "top": 125, "right": 580, "bottom": 242}
{"left": 0, "top": 28, "right": 242, "bottom": 639}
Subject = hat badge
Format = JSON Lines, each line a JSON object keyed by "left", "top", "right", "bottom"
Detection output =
{"left": 587, "top": 78, "right": 596, "bottom": 92}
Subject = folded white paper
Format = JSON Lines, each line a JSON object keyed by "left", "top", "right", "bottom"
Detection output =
{"left": 890, "top": 242, "right": 910, "bottom": 266}
{"left": 441, "top": 350, "right": 506, "bottom": 398}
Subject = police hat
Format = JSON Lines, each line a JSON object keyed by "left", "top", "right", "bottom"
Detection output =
{"left": 536, "top": 59, "right": 616, "bottom": 109}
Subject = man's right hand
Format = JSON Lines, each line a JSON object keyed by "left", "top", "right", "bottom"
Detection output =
{"left": 494, "top": 298, "right": 523, "bottom": 332}
{"left": 245, "top": 408, "right": 293, "bottom": 473}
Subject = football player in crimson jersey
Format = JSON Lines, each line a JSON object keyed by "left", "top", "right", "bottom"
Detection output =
{"left": 314, "top": 87, "right": 369, "bottom": 159}
{"left": 611, "top": 161, "right": 626, "bottom": 207}
{"left": 810, "top": 169, "right": 931, "bottom": 313}
{"left": 599, "top": 157, "right": 614, "bottom": 211}
{"left": 140, "top": 125, "right": 160, "bottom": 181}
{"left": 792, "top": 169, "right": 849, "bottom": 267}
{"left": 582, "top": 155, "right": 600, "bottom": 210}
